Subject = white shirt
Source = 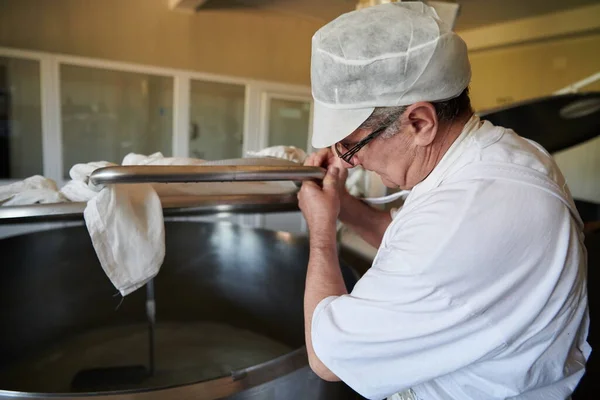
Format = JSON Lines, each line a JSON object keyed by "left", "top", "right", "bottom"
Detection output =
{"left": 311, "top": 115, "right": 591, "bottom": 400}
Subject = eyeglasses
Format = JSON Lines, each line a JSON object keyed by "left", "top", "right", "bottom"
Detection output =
{"left": 334, "top": 124, "right": 388, "bottom": 166}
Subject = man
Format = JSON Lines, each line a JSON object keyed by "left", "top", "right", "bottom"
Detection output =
{"left": 298, "top": 2, "right": 591, "bottom": 400}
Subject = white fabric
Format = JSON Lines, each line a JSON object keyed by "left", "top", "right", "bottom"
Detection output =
{"left": 0, "top": 176, "right": 66, "bottom": 206}
{"left": 312, "top": 115, "right": 590, "bottom": 400}
{"left": 61, "top": 161, "right": 117, "bottom": 202}
{"left": 389, "top": 389, "right": 418, "bottom": 400}
{"left": 84, "top": 183, "right": 164, "bottom": 296}
{"left": 310, "top": 1, "right": 471, "bottom": 148}
{"left": 245, "top": 145, "right": 307, "bottom": 164}
{"left": 364, "top": 189, "right": 410, "bottom": 205}
{"left": 346, "top": 166, "right": 369, "bottom": 198}
{"left": 244, "top": 146, "right": 369, "bottom": 198}
{"left": 121, "top": 152, "right": 206, "bottom": 166}
{"left": 78, "top": 152, "right": 299, "bottom": 296}
{"left": 1, "top": 150, "right": 303, "bottom": 296}
{"left": 0, "top": 160, "right": 162, "bottom": 296}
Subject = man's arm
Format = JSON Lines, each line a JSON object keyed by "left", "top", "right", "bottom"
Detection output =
{"left": 303, "top": 226, "right": 347, "bottom": 381}
{"left": 302, "top": 196, "right": 391, "bottom": 380}
{"left": 298, "top": 166, "right": 348, "bottom": 381}
{"left": 339, "top": 191, "right": 392, "bottom": 249}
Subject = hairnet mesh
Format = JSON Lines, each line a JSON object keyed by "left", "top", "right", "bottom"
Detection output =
{"left": 311, "top": 2, "right": 471, "bottom": 109}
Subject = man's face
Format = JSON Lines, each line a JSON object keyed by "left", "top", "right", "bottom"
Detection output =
{"left": 357, "top": 129, "right": 417, "bottom": 190}
{"left": 337, "top": 103, "right": 441, "bottom": 190}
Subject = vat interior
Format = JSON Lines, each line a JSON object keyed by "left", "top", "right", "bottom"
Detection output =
{"left": 0, "top": 222, "right": 357, "bottom": 394}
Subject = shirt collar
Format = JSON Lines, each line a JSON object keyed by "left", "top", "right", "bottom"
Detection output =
{"left": 408, "top": 114, "right": 481, "bottom": 198}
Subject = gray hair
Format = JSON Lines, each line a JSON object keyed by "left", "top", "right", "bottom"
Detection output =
{"left": 358, "top": 106, "right": 407, "bottom": 139}
{"left": 358, "top": 88, "right": 472, "bottom": 139}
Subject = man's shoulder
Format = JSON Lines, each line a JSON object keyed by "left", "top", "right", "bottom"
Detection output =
{"left": 387, "top": 163, "right": 571, "bottom": 256}
{"left": 466, "top": 119, "right": 564, "bottom": 185}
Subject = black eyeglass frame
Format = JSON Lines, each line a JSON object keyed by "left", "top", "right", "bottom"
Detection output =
{"left": 334, "top": 124, "right": 389, "bottom": 166}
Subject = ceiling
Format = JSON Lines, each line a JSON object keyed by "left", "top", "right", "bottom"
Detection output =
{"left": 198, "top": 0, "right": 600, "bottom": 31}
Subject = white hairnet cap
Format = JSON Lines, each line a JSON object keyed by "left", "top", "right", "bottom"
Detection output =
{"left": 311, "top": 1, "right": 471, "bottom": 148}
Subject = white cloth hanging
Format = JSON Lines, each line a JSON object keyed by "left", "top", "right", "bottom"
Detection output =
{"left": 0, "top": 149, "right": 304, "bottom": 297}
{"left": 84, "top": 181, "right": 164, "bottom": 296}
{"left": 76, "top": 152, "right": 300, "bottom": 296}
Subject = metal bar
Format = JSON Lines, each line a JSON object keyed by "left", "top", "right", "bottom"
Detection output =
{"left": 0, "top": 194, "right": 300, "bottom": 224}
{"left": 0, "top": 202, "right": 86, "bottom": 223}
{"left": 89, "top": 165, "right": 325, "bottom": 185}
{"left": 554, "top": 71, "right": 600, "bottom": 95}
{"left": 145, "top": 280, "right": 156, "bottom": 377}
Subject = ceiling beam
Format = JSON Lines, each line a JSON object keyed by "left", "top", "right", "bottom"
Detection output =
{"left": 459, "top": 3, "right": 600, "bottom": 52}
{"left": 168, "top": 0, "right": 208, "bottom": 13}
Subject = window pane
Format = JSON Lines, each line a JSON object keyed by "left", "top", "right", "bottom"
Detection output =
{"left": 189, "top": 80, "right": 245, "bottom": 160}
{"left": 267, "top": 98, "right": 310, "bottom": 150}
{"left": 61, "top": 65, "right": 173, "bottom": 177}
{"left": 0, "top": 57, "right": 43, "bottom": 179}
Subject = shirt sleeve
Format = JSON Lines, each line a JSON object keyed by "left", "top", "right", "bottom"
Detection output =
{"left": 310, "top": 180, "right": 549, "bottom": 399}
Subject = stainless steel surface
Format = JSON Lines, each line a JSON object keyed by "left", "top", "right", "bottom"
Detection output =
{"left": 146, "top": 280, "right": 156, "bottom": 377}
{"left": 89, "top": 165, "right": 325, "bottom": 185}
{"left": 0, "top": 202, "right": 86, "bottom": 223}
{"left": 0, "top": 222, "right": 361, "bottom": 399}
{"left": 479, "top": 92, "right": 600, "bottom": 153}
{"left": 0, "top": 194, "right": 300, "bottom": 224}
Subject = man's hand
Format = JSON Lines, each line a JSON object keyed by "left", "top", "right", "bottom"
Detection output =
{"left": 298, "top": 165, "right": 347, "bottom": 235}
{"left": 304, "top": 147, "right": 340, "bottom": 169}
{"left": 300, "top": 147, "right": 349, "bottom": 234}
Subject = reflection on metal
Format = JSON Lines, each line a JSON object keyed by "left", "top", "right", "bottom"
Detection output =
{"left": 479, "top": 92, "right": 600, "bottom": 153}
{"left": 0, "top": 222, "right": 360, "bottom": 399}
{"left": 559, "top": 98, "right": 600, "bottom": 120}
{"left": 0, "top": 194, "right": 300, "bottom": 224}
{"left": 0, "top": 350, "right": 313, "bottom": 400}
{"left": 89, "top": 165, "right": 325, "bottom": 185}
{"left": 0, "top": 202, "right": 86, "bottom": 224}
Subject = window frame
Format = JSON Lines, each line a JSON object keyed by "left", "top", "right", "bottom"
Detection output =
{"left": 0, "top": 46, "right": 312, "bottom": 186}
{"left": 259, "top": 91, "right": 314, "bottom": 151}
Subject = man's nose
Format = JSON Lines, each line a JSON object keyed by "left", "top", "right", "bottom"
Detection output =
{"left": 348, "top": 154, "right": 361, "bottom": 168}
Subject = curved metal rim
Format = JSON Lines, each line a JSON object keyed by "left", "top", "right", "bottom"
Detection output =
{"left": 476, "top": 91, "right": 600, "bottom": 118}
{"left": 0, "top": 222, "right": 360, "bottom": 398}
{"left": 89, "top": 165, "right": 325, "bottom": 186}
{"left": 0, "top": 194, "right": 300, "bottom": 224}
{"left": 0, "top": 348, "right": 309, "bottom": 399}
{"left": 559, "top": 98, "right": 600, "bottom": 119}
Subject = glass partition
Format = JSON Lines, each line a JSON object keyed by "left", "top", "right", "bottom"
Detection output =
{"left": 61, "top": 64, "right": 173, "bottom": 177}
{"left": 266, "top": 97, "right": 311, "bottom": 150}
{"left": 0, "top": 56, "right": 42, "bottom": 179}
{"left": 189, "top": 80, "right": 245, "bottom": 160}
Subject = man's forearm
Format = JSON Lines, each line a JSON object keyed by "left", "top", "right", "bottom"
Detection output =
{"left": 339, "top": 192, "right": 392, "bottom": 248}
{"left": 304, "top": 225, "right": 347, "bottom": 382}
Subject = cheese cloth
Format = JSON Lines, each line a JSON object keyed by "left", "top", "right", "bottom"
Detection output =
{"left": 80, "top": 152, "right": 300, "bottom": 296}
{"left": 0, "top": 152, "right": 300, "bottom": 296}
{"left": 1, "top": 148, "right": 375, "bottom": 297}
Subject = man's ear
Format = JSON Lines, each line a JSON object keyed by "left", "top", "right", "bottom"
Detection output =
{"left": 405, "top": 102, "right": 438, "bottom": 147}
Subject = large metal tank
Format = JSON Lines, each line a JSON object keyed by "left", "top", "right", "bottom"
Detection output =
{"left": 0, "top": 221, "right": 362, "bottom": 399}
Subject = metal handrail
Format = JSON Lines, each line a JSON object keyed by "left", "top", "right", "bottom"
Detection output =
{"left": 0, "top": 194, "right": 301, "bottom": 224}
{"left": 0, "top": 165, "right": 326, "bottom": 223}
{"left": 90, "top": 165, "right": 325, "bottom": 185}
